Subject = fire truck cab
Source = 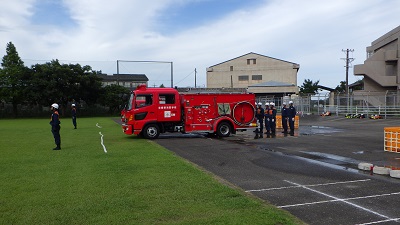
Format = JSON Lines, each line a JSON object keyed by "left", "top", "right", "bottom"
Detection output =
{"left": 121, "top": 85, "right": 256, "bottom": 139}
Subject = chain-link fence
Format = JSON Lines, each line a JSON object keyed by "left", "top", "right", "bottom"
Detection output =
{"left": 4, "top": 91, "right": 400, "bottom": 118}
{"left": 0, "top": 102, "right": 116, "bottom": 118}
{"left": 256, "top": 91, "right": 400, "bottom": 118}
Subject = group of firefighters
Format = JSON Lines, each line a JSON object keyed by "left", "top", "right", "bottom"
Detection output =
{"left": 254, "top": 101, "right": 296, "bottom": 139}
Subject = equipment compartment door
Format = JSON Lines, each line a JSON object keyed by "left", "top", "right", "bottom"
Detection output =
{"left": 184, "top": 105, "right": 212, "bottom": 132}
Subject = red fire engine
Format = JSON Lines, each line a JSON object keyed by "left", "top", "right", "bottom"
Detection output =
{"left": 121, "top": 85, "right": 256, "bottom": 139}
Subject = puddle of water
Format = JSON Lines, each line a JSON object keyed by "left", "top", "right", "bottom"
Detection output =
{"left": 353, "top": 151, "right": 364, "bottom": 154}
{"left": 299, "top": 125, "right": 343, "bottom": 136}
{"left": 300, "top": 151, "right": 360, "bottom": 164}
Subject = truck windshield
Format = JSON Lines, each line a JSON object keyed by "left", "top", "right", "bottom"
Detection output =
{"left": 127, "top": 93, "right": 134, "bottom": 110}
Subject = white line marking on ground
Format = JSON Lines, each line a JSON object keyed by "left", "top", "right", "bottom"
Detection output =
{"left": 278, "top": 192, "right": 400, "bottom": 208}
{"left": 282, "top": 180, "right": 392, "bottom": 220}
{"left": 99, "top": 132, "right": 107, "bottom": 153}
{"left": 357, "top": 217, "right": 400, "bottom": 225}
{"left": 96, "top": 123, "right": 102, "bottom": 128}
{"left": 246, "top": 179, "right": 371, "bottom": 192}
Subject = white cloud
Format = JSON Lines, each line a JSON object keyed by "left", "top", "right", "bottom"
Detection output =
{"left": 1, "top": 0, "right": 400, "bottom": 88}
{"left": 0, "top": 0, "right": 34, "bottom": 29}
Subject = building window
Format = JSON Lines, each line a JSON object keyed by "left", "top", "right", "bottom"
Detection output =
{"left": 238, "top": 75, "right": 249, "bottom": 81}
{"left": 252, "top": 75, "right": 262, "bottom": 80}
{"left": 230, "top": 66, "right": 233, "bottom": 71}
{"left": 247, "top": 59, "right": 256, "bottom": 65}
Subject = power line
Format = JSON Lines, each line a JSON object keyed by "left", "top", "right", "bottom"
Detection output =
{"left": 175, "top": 69, "right": 195, "bottom": 86}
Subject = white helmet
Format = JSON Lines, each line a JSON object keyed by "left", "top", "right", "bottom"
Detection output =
{"left": 265, "top": 102, "right": 270, "bottom": 106}
{"left": 51, "top": 103, "right": 59, "bottom": 109}
{"left": 257, "top": 102, "right": 262, "bottom": 106}
{"left": 283, "top": 102, "right": 287, "bottom": 105}
{"left": 289, "top": 101, "right": 294, "bottom": 104}
{"left": 270, "top": 102, "right": 275, "bottom": 106}
{"left": 71, "top": 103, "right": 76, "bottom": 107}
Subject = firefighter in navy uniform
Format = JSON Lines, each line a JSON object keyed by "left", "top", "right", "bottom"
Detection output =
{"left": 269, "top": 102, "right": 277, "bottom": 137}
{"left": 50, "top": 103, "right": 61, "bottom": 150}
{"left": 281, "top": 102, "right": 288, "bottom": 134}
{"left": 71, "top": 103, "right": 77, "bottom": 129}
{"left": 264, "top": 102, "right": 271, "bottom": 136}
{"left": 288, "top": 100, "right": 297, "bottom": 136}
{"left": 254, "top": 102, "right": 264, "bottom": 139}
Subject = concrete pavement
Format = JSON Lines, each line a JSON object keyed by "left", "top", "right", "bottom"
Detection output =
{"left": 154, "top": 115, "right": 400, "bottom": 224}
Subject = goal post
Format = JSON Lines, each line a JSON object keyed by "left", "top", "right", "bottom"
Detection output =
{"left": 116, "top": 60, "right": 173, "bottom": 88}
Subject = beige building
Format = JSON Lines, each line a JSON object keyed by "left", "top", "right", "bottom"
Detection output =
{"left": 206, "top": 52, "right": 300, "bottom": 96}
{"left": 354, "top": 25, "right": 400, "bottom": 92}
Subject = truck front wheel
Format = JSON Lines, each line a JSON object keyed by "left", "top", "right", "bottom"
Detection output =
{"left": 216, "top": 122, "right": 231, "bottom": 137}
{"left": 143, "top": 124, "right": 160, "bottom": 139}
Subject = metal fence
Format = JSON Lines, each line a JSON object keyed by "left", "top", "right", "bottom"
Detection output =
{"left": 3, "top": 91, "right": 400, "bottom": 118}
{"left": 0, "top": 102, "right": 115, "bottom": 118}
{"left": 256, "top": 91, "right": 400, "bottom": 118}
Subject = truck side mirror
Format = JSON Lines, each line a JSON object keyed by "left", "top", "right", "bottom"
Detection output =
{"left": 122, "top": 94, "right": 128, "bottom": 101}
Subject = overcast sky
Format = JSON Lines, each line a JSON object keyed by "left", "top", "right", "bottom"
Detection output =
{"left": 1, "top": 0, "right": 399, "bottom": 89}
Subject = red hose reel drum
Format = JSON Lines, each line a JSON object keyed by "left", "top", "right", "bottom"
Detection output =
{"left": 232, "top": 101, "right": 255, "bottom": 125}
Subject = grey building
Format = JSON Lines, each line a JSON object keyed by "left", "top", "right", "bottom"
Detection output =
{"left": 354, "top": 25, "right": 400, "bottom": 92}
{"left": 97, "top": 74, "right": 148, "bottom": 89}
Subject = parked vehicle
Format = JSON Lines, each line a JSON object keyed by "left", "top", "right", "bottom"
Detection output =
{"left": 121, "top": 85, "right": 256, "bottom": 139}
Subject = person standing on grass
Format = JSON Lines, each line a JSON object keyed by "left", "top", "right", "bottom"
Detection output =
{"left": 71, "top": 103, "right": 77, "bottom": 129}
{"left": 50, "top": 103, "right": 61, "bottom": 150}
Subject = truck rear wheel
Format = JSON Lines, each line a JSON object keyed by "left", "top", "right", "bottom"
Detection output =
{"left": 143, "top": 124, "right": 160, "bottom": 139}
{"left": 216, "top": 122, "right": 231, "bottom": 137}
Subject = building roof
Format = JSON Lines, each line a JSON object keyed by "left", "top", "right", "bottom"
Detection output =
{"left": 248, "top": 80, "right": 295, "bottom": 87}
{"left": 317, "top": 85, "right": 335, "bottom": 92}
{"left": 349, "top": 80, "right": 363, "bottom": 88}
{"left": 97, "top": 74, "right": 149, "bottom": 82}
{"left": 208, "top": 52, "right": 300, "bottom": 69}
{"left": 370, "top": 25, "right": 400, "bottom": 49}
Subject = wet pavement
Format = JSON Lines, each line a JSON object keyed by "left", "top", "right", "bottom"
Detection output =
{"left": 228, "top": 115, "right": 400, "bottom": 170}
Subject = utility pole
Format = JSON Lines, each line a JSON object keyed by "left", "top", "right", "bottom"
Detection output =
{"left": 194, "top": 68, "right": 197, "bottom": 88}
{"left": 341, "top": 49, "right": 355, "bottom": 111}
{"left": 341, "top": 49, "right": 355, "bottom": 94}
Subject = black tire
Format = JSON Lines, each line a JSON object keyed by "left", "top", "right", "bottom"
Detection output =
{"left": 216, "top": 122, "right": 231, "bottom": 137}
{"left": 143, "top": 124, "right": 160, "bottom": 139}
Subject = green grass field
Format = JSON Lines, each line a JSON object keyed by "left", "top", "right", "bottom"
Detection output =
{"left": 0, "top": 117, "right": 303, "bottom": 225}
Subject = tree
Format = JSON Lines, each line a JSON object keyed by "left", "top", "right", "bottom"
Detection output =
{"left": 28, "top": 60, "right": 103, "bottom": 114}
{"left": 335, "top": 81, "right": 346, "bottom": 93}
{"left": 29, "top": 60, "right": 75, "bottom": 113}
{"left": 0, "top": 42, "right": 29, "bottom": 117}
{"left": 76, "top": 65, "right": 103, "bottom": 106}
{"left": 99, "top": 84, "right": 130, "bottom": 114}
{"left": 299, "top": 79, "right": 319, "bottom": 94}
